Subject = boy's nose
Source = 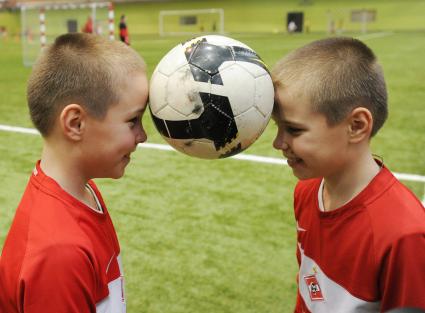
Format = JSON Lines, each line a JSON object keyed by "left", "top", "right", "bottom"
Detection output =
{"left": 272, "top": 136, "right": 280, "bottom": 150}
{"left": 136, "top": 126, "right": 147, "bottom": 144}
{"left": 273, "top": 132, "right": 289, "bottom": 151}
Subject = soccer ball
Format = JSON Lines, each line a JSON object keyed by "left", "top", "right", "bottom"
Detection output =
{"left": 149, "top": 35, "right": 274, "bottom": 159}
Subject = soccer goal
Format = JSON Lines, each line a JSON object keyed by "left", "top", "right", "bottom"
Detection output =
{"left": 159, "top": 8, "right": 224, "bottom": 37}
{"left": 20, "top": 2, "right": 114, "bottom": 67}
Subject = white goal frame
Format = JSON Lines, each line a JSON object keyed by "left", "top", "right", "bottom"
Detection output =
{"left": 159, "top": 8, "right": 224, "bottom": 37}
{"left": 20, "top": 1, "right": 114, "bottom": 67}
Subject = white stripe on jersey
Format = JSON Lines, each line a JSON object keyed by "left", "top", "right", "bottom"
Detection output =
{"left": 96, "top": 255, "right": 126, "bottom": 313}
{"left": 298, "top": 243, "right": 380, "bottom": 313}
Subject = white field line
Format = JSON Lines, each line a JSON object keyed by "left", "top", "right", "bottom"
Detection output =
{"left": 0, "top": 124, "right": 424, "bottom": 184}
{"left": 356, "top": 32, "right": 394, "bottom": 41}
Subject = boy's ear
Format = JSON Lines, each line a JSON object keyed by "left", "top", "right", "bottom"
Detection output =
{"left": 347, "top": 107, "right": 373, "bottom": 143}
{"left": 59, "top": 104, "right": 87, "bottom": 141}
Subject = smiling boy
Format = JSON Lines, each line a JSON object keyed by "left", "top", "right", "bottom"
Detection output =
{"left": 272, "top": 37, "right": 425, "bottom": 312}
{"left": 0, "top": 33, "right": 148, "bottom": 312}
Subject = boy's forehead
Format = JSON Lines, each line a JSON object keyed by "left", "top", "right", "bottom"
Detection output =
{"left": 274, "top": 87, "right": 295, "bottom": 115}
{"left": 273, "top": 86, "right": 316, "bottom": 121}
{"left": 272, "top": 99, "right": 282, "bottom": 119}
{"left": 116, "top": 73, "right": 149, "bottom": 110}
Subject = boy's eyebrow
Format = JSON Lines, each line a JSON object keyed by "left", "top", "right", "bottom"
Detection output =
{"left": 280, "top": 118, "right": 306, "bottom": 128}
{"left": 129, "top": 107, "right": 146, "bottom": 116}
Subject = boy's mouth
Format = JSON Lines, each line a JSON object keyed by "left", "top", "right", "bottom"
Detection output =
{"left": 124, "top": 147, "right": 137, "bottom": 160}
{"left": 285, "top": 155, "right": 302, "bottom": 167}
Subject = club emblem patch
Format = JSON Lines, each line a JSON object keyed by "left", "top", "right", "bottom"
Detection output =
{"left": 304, "top": 274, "right": 324, "bottom": 301}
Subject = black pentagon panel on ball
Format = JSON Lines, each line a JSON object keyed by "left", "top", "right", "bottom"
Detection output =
{"left": 202, "top": 92, "right": 238, "bottom": 150}
{"left": 188, "top": 42, "right": 234, "bottom": 75}
{"left": 167, "top": 119, "right": 193, "bottom": 139}
{"left": 232, "top": 46, "right": 269, "bottom": 73}
{"left": 199, "top": 92, "right": 211, "bottom": 107}
{"left": 188, "top": 64, "right": 211, "bottom": 83}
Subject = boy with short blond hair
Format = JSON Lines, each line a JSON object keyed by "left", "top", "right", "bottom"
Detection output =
{"left": 272, "top": 37, "right": 425, "bottom": 312}
{"left": 0, "top": 33, "right": 149, "bottom": 313}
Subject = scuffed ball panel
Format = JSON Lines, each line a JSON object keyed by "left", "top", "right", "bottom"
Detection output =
{"left": 150, "top": 64, "right": 211, "bottom": 120}
{"left": 164, "top": 65, "right": 209, "bottom": 119}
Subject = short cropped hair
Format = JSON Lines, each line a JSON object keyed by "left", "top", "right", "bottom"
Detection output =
{"left": 27, "top": 33, "right": 146, "bottom": 136}
{"left": 272, "top": 37, "right": 387, "bottom": 137}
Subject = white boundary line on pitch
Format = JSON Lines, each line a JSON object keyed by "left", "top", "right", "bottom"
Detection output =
{"left": 1, "top": 124, "right": 424, "bottom": 184}
{"left": 356, "top": 31, "right": 394, "bottom": 41}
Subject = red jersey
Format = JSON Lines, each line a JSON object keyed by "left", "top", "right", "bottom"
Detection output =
{"left": 293, "top": 165, "right": 425, "bottom": 313}
{"left": 0, "top": 161, "right": 126, "bottom": 313}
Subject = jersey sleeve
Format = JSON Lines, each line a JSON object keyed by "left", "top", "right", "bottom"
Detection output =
{"left": 380, "top": 233, "right": 425, "bottom": 311}
{"left": 20, "top": 244, "right": 98, "bottom": 313}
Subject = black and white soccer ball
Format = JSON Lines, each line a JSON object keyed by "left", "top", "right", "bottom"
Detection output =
{"left": 149, "top": 35, "right": 274, "bottom": 159}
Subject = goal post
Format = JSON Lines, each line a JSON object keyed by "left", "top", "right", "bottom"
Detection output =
{"left": 20, "top": 2, "right": 114, "bottom": 67}
{"left": 159, "top": 8, "right": 224, "bottom": 37}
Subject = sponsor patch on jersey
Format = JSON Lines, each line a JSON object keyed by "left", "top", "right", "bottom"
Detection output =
{"left": 304, "top": 274, "right": 324, "bottom": 301}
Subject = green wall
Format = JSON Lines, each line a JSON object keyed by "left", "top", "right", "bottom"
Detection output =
{"left": 115, "top": 0, "right": 425, "bottom": 35}
{"left": 1, "top": 0, "right": 425, "bottom": 37}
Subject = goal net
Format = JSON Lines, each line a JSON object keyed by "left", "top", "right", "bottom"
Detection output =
{"left": 159, "top": 8, "right": 224, "bottom": 37}
{"left": 20, "top": 2, "right": 113, "bottom": 67}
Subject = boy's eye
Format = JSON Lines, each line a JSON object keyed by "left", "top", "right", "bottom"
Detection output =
{"left": 128, "top": 117, "right": 140, "bottom": 127}
{"left": 285, "top": 126, "right": 303, "bottom": 135}
{"left": 273, "top": 119, "right": 304, "bottom": 135}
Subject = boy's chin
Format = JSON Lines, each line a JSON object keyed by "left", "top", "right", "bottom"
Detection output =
{"left": 111, "top": 171, "right": 126, "bottom": 179}
{"left": 104, "top": 168, "right": 126, "bottom": 180}
{"left": 111, "top": 174, "right": 124, "bottom": 180}
{"left": 292, "top": 169, "right": 317, "bottom": 181}
{"left": 110, "top": 161, "right": 131, "bottom": 179}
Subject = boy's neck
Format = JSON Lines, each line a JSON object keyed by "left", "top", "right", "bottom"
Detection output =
{"left": 40, "top": 142, "right": 95, "bottom": 208}
{"left": 322, "top": 150, "right": 381, "bottom": 212}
